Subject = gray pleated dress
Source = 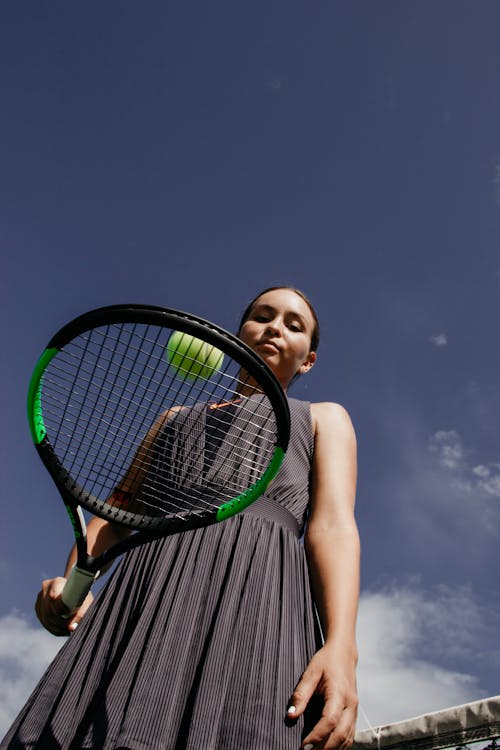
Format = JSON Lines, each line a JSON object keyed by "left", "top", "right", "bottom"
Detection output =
{"left": 2, "top": 398, "right": 322, "bottom": 750}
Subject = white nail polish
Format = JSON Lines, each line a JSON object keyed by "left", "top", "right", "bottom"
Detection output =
{"left": 69, "top": 622, "right": 78, "bottom": 631}
{"left": 287, "top": 705, "right": 297, "bottom": 715}
{"left": 304, "top": 744, "right": 315, "bottom": 750}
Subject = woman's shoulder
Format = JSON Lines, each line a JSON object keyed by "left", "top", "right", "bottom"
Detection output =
{"left": 309, "top": 401, "right": 356, "bottom": 438}
{"left": 287, "top": 398, "right": 354, "bottom": 430}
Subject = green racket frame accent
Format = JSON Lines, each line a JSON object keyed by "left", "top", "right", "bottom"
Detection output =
{"left": 27, "top": 347, "right": 59, "bottom": 444}
{"left": 216, "top": 446, "right": 285, "bottom": 521}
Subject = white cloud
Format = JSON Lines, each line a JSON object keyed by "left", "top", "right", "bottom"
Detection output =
{"left": 0, "top": 612, "right": 63, "bottom": 736}
{"left": 428, "top": 430, "right": 500, "bottom": 499}
{"left": 472, "top": 463, "right": 500, "bottom": 498}
{"left": 362, "top": 404, "right": 500, "bottom": 597}
{"left": 429, "top": 333, "right": 448, "bottom": 347}
{"left": 428, "top": 430, "right": 465, "bottom": 471}
{"left": 381, "top": 417, "right": 500, "bottom": 546}
{"left": 356, "top": 585, "right": 488, "bottom": 729}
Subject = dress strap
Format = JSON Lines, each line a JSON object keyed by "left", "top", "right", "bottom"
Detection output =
{"left": 242, "top": 496, "right": 300, "bottom": 537}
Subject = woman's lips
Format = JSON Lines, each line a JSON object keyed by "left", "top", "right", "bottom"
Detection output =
{"left": 257, "top": 341, "right": 280, "bottom": 353}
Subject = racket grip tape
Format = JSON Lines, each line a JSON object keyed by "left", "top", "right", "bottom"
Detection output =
{"left": 61, "top": 565, "right": 99, "bottom": 611}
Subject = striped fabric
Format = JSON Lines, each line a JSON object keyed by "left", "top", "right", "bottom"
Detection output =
{"left": 2, "top": 398, "right": 322, "bottom": 750}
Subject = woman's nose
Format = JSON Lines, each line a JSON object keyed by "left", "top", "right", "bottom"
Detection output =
{"left": 265, "top": 318, "right": 282, "bottom": 335}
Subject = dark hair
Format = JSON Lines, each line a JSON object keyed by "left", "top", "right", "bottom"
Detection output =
{"left": 238, "top": 286, "right": 320, "bottom": 352}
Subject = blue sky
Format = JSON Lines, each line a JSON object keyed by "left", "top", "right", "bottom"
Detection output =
{"left": 1, "top": 1, "right": 500, "bottom": 735}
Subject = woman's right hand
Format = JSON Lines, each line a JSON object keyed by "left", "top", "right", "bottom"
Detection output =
{"left": 35, "top": 577, "right": 94, "bottom": 636}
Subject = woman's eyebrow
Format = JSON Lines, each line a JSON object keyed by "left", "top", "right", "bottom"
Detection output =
{"left": 251, "top": 303, "right": 275, "bottom": 315}
{"left": 252, "top": 304, "right": 305, "bottom": 323}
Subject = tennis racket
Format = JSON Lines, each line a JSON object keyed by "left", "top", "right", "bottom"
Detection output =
{"left": 27, "top": 304, "right": 290, "bottom": 612}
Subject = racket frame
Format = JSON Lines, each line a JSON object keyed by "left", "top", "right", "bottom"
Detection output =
{"left": 27, "top": 304, "right": 291, "bottom": 610}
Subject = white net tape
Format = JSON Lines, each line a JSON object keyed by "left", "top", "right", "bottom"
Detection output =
{"left": 354, "top": 696, "right": 500, "bottom": 750}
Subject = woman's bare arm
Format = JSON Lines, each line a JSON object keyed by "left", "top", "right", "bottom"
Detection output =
{"left": 288, "top": 402, "right": 360, "bottom": 750}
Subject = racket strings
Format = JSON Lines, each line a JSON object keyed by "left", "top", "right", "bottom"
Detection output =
{"left": 135, "top": 396, "right": 277, "bottom": 516}
{"left": 42, "top": 389, "right": 275, "bottom": 489}
{"left": 73, "top": 324, "right": 142, "bottom": 488}
{"left": 44, "top": 326, "right": 252, "bottom": 427}
{"left": 92, "top": 323, "right": 168, "bottom": 488}
{"left": 46, "top": 332, "right": 246, "bottom": 419}
{"left": 52, "top": 330, "right": 98, "bottom": 454}
{"left": 40, "top": 321, "right": 279, "bottom": 526}
{"left": 136, "top": 449, "right": 268, "bottom": 516}
{"left": 43, "top": 377, "right": 274, "bottom": 485}
{"left": 43, "top": 363, "right": 271, "bottom": 474}
{"left": 125, "top": 396, "right": 275, "bottom": 511}
{"left": 110, "top": 396, "right": 276, "bottom": 517}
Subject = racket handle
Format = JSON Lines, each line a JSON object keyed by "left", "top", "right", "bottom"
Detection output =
{"left": 61, "top": 565, "right": 99, "bottom": 611}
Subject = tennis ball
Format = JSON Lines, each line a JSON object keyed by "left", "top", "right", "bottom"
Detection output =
{"left": 166, "top": 331, "right": 224, "bottom": 381}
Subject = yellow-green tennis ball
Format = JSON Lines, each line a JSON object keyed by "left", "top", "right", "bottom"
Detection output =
{"left": 166, "top": 331, "right": 224, "bottom": 381}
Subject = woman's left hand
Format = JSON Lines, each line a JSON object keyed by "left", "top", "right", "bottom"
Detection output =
{"left": 287, "top": 643, "right": 359, "bottom": 749}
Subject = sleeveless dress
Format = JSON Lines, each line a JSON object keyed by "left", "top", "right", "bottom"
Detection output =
{"left": 2, "top": 398, "right": 322, "bottom": 750}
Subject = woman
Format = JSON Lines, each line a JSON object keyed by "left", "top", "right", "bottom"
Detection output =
{"left": 2, "top": 287, "right": 360, "bottom": 750}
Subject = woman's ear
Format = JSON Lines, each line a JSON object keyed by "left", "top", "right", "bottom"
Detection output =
{"left": 298, "top": 351, "right": 316, "bottom": 375}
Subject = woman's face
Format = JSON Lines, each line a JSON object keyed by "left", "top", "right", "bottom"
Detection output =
{"left": 238, "top": 288, "right": 316, "bottom": 389}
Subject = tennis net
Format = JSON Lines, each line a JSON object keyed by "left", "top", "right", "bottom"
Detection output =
{"left": 353, "top": 695, "right": 500, "bottom": 750}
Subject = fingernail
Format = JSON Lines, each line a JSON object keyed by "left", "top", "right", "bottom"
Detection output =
{"left": 304, "top": 744, "right": 314, "bottom": 750}
{"left": 69, "top": 622, "right": 78, "bottom": 631}
{"left": 287, "top": 705, "right": 297, "bottom": 715}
